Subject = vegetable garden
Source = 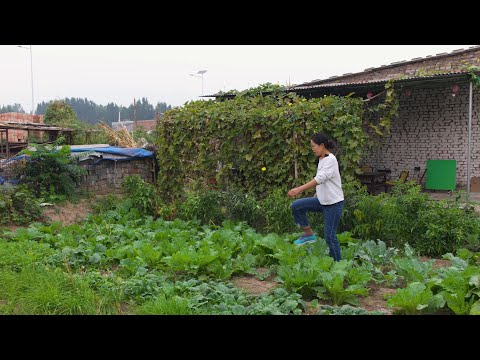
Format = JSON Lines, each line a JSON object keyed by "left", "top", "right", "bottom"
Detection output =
{"left": 1, "top": 84, "right": 479, "bottom": 315}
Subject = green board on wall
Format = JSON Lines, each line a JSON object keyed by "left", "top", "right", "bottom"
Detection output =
{"left": 425, "top": 160, "right": 456, "bottom": 190}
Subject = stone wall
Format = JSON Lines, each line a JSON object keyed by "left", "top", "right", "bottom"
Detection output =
{"left": 362, "top": 79, "right": 479, "bottom": 188}
{"left": 77, "top": 158, "right": 154, "bottom": 194}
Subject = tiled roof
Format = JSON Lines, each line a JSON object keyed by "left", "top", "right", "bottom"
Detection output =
{"left": 206, "top": 46, "right": 480, "bottom": 98}
{"left": 287, "top": 71, "right": 472, "bottom": 91}
{"left": 206, "top": 71, "right": 476, "bottom": 99}
{"left": 291, "top": 46, "right": 480, "bottom": 88}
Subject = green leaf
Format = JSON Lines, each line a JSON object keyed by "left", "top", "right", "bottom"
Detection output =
{"left": 89, "top": 253, "right": 102, "bottom": 264}
{"left": 469, "top": 275, "right": 480, "bottom": 288}
{"left": 386, "top": 282, "right": 433, "bottom": 315}
{"left": 470, "top": 300, "right": 480, "bottom": 315}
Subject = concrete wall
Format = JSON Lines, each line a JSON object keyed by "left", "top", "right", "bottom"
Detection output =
{"left": 77, "top": 158, "right": 154, "bottom": 194}
{"left": 362, "top": 79, "right": 479, "bottom": 188}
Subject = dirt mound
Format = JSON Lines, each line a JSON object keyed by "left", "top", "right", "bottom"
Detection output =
{"left": 358, "top": 283, "right": 396, "bottom": 314}
{"left": 41, "top": 197, "right": 94, "bottom": 226}
{"left": 419, "top": 256, "right": 452, "bottom": 268}
{"left": 231, "top": 268, "right": 278, "bottom": 295}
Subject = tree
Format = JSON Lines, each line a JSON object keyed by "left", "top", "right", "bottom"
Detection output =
{"left": 155, "top": 101, "right": 171, "bottom": 114}
{"left": 0, "top": 103, "right": 25, "bottom": 113}
{"left": 44, "top": 101, "right": 82, "bottom": 129}
{"left": 30, "top": 97, "right": 173, "bottom": 124}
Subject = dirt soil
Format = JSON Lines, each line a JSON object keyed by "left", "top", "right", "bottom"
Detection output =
{"left": 358, "top": 283, "right": 397, "bottom": 314}
{"left": 41, "top": 197, "right": 95, "bottom": 225}
{"left": 1, "top": 196, "right": 99, "bottom": 232}
{"left": 419, "top": 256, "right": 452, "bottom": 268}
{"left": 230, "top": 268, "right": 278, "bottom": 295}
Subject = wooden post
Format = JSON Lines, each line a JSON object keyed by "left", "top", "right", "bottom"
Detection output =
{"left": 293, "top": 131, "right": 298, "bottom": 179}
{"left": 6, "top": 129, "right": 10, "bottom": 158}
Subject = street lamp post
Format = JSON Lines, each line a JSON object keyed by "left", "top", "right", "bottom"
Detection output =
{"left": 189, "top": 69, "right": 208, "bottom": 96}
{"left": 17, "top": 45, "right": 34, "bottom": 115}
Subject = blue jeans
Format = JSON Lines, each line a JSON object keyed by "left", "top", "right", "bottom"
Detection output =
{"left": 290, "top": 197, "right": 344, "bottom": 261}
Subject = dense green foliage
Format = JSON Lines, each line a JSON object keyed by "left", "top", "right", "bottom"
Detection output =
{"left": 44, "top": 101, "right": 84, "bottom": 129}
{"left": 119, "top": 175, "right": 480, "bottom": 257}
{"left": 19, "top": 141, "right": 87, "bottom": 197}
{"left": 351, "top": 182, "right": 480, "bottom": 256}
{"left": 0, "top": 185, "right": 42, "bottom": 225}
{"left": 157, "top": 90, "right": 370, "bottom": 201}
{"left": 42, "top": 101, "right": 88, "bottom": 144}
{"left": 121, "top": 175, "right": 158, "bottom": 215}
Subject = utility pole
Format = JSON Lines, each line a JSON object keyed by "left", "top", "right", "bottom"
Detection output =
{"left": 17, "top": 45, "right": 34, "bottom": 115}
{"left": 189, "top": 70, "right": 208, "bottom": 96}
{"left": 134, "top": 98, "right": 137, "bottom": 130}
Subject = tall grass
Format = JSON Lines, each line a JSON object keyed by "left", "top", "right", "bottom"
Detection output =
{"left": 0, "top": 267, "right": 118, "bottom": 315}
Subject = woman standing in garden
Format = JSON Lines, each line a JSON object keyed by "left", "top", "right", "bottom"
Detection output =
{"left": 287, "top": 132, "right": 344, "bottom": 261}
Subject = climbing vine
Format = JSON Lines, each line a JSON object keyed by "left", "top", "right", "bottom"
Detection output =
{"left": 364, "top": 78, "right": 399, "bottom": 141}
{"left": 461, "top": 60, "right": 480, "bottom": 89}
{"left": 156, "top": 83, "right": 398, "bottom": 201}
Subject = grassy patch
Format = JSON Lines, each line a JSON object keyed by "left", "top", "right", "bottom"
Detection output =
{"left": 0, "top": 267, "right": 118, "bottom": 315}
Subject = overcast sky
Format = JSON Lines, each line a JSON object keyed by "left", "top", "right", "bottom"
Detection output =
{"left": 0, "top": 45, "right": 474, "bottom": 114}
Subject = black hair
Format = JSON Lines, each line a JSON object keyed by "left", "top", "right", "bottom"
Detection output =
{"left": 311, "top": 132, "right": 336, "bottom": 150}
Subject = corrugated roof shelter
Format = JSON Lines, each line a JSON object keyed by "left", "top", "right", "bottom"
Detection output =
{"left": 0, "top": 122, "right": 74, "bottom": 158}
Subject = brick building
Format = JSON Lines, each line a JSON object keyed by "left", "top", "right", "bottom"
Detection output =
{"left": 287, "top": 45, "right": 480, "bottom": 190}
{"left": 0, "top": 113, "right": 44, "bottom": 142}
{"left": 134, "top": 119, "right": 157, "bottom": 131}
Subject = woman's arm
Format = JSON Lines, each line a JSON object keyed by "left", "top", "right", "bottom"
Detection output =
{"left": 314, "top": 157, "right": 337, "bottom": 184}
{"left": 288, "top": 179, "right": 318, "bottom": 198}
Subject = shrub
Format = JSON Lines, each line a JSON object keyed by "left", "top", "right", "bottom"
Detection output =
{"left": 350, "top": 182, "right": 480, "bottom": 256}
{"left": 0, "top": 185, "right": 42, "bottom": 225}
{"left": 20, "top": 141, "right": 87, "bottom": 197}
{"left": 122, "top": 175, "right": 157, "bottom": 216}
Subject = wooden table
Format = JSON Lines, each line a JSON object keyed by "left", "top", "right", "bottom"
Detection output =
{"left": 357, "top": 172, "right": 387, "bottom": 194}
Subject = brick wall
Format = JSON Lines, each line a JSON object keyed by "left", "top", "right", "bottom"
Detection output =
{"left": 77, "top": 158, "right": 154, "bottom": 194}
{"left": 0, "top": 112, "right": 44, "bottom": 142}
{"left": 134, "top": 120, "right": 157, "bottom": 131}
{"left": 362, "top": 80, "right": 478, "bottom": 188}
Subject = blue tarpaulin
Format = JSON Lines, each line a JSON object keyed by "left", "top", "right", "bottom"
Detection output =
{"left": 1, "top": 154, "right": 29, "bottom": 163}
{"left": 0, "top": 147, "right": 154, "bottom": 186}
{"left": 70, "top": 146, "right": 153, "bottom": 158}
